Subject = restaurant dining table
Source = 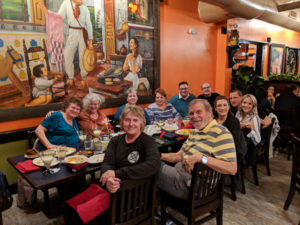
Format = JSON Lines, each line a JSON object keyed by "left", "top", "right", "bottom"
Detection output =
{"left": 7, "top": 155, "right": 102, "bottom": 216}
{"left": 153, "top": 134, "right": 188, "bottom": 153}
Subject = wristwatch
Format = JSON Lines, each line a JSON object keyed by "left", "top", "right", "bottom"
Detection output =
{"left": 201, "top": 155, "right": 208, "bottom": 165}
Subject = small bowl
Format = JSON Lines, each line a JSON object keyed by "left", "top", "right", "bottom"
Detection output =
{"left": 64, "top": 155, "right": 88, "bottom": 165}
{"left": 163, "top": 127, "right": 176, "bottom": 133}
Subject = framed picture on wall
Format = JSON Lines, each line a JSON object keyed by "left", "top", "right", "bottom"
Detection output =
{"left": 285, "top": 47, "right": 298, "bottom": 74}
{"left": 268, "top": 44, "right": 285, "bottom": 76}
{"left": 0, "top": 0, "right": 160, "bottom": 122}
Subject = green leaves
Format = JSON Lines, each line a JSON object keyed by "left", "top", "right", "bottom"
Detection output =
{"left": 231, "top": 66, "right": 265, "bottom": 95}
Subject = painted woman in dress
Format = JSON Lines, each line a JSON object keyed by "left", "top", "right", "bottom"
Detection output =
{"left": 123, "top": 38, "right": 142, "bottom": 91}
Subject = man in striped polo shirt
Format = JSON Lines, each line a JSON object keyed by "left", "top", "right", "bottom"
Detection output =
{"left": 159, "top": 99, "right": 237, "bottom": 200}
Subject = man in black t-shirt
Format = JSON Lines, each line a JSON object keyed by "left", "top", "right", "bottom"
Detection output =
{"left": 198, "top": 83, "right": 220, "bottom": 107}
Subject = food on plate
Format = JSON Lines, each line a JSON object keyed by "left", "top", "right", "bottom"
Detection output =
{"left": 175, "top": 129, "right": 193, "bottom": 136}
{"left": 65, "top": 156, "right": 87, "bottom": 164}
{"left": 113, "top": 78, "right": 120, "bottom": 82}
{"left": 163, "top": 123, "right": 178, "bottom": 133}
{"left": 114, "top": 67, "right": 122, "bottom": 74}
{"left": 26, "top": 149, "right": 39, "bottom": 157}
{"left": 105, "top": 78, "right": 112, "bottom": 82}
{"left": 33, "top": 157, "right": 59, "bottom": 167}
{"left": 75, "top": 150, "right": 95, "bottom": 157}
{"left": 105, "top": 81, "right": 113, "bottom": 85}
{"left": 88, "top": 154, "right": 105, "bottom": 164}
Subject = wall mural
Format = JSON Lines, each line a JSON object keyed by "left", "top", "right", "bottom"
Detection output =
{"left": 0, "top": 0, "right": 159, "bottom": 121}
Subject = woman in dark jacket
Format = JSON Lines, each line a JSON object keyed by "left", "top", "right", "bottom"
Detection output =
{"left": 214, "top": 96, "right": 247, "bottom": 163}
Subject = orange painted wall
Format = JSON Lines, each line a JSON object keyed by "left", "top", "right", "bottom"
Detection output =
{"left": 6, "top": 3, "right": 300, "bottom": 133}
{"left": 1, "top": 0, "right": 223, "bottom": 132}
{"left": 160, "top": 0, "right": 221, "bottom": 98}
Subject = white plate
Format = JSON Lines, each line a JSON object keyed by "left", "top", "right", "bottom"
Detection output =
{"left": 32, "top": 157, "right": 59, "bottom": 167}
{"left": 47, "top": 147, "right": 76, "bottom": 156}
{"left": 175, "top": 129, "right": 193, "bottom": 136}
{"left": 64, "top": 155, "right": 88, "bottom": 165}
{"left": 24, "top": 154, "right": 39, "bottom": 159}
{"left": 88, "top": 154, "right": 105, "bottom": 164}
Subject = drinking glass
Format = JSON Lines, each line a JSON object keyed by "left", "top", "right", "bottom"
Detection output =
{"left": 93, "top": 126, "right": 102, "bottom": 138}
{"left": 183, "top": 116, "right": 190, "bottom": 127}
{"left": 40, "top": 150, "right": 56, "bottom": 175}
{"left": 57, "top": 147, "right": 66, "bottom": 164}
{"left": 78, "top": 130, "right": 87, "bottom": 142}
{"left": 84, "top": 139, "right": 94, "bottom": 151}
{"left": 94, "top": 140, "right": 103, "bottom": 154}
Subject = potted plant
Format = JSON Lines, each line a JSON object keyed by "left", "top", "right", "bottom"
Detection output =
{"left": 231, "top": 66, "right": 265, "bottom": 94}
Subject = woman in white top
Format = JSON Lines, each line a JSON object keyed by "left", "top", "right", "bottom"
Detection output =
{"left": 235, "top": 94, "right": 261, "bottom": 146}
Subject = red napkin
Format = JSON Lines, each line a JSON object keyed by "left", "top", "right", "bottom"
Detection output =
{"left": 180, "top": 121, "right": 194, "bottom": 129}
{"left": 160, "top": 131, "right": 166, "bottom": 138}
{"left": 15, "top": 160, "right": 41, "bottom": 173}
{"left": 66, "top": 183, "right": 110, "bottom": 224}
{"left": 67, "top": 162, "right": 88, "bottom": 171}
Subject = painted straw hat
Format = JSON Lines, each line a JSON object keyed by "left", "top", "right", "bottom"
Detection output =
{"left": 82, "top": 48, "right": 96, "bottom": 72}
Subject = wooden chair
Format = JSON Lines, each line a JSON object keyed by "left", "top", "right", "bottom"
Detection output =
{"left": 64, "top": 175, "right": 157, "bottom": 225}
{"left": 229, "top": 162, "right": 246, "bottom": 201}
{"left": 260, "top": 118, "right": 275, "bottom": 176}
{"left": 160, "top": 163, "right": 224, "bottom": 225}
{"left": 283, "top": 133, "right": 300, "bottom": 210}
{"left": 275, "top": 109, "right": 295, "bottom": 160}
{"left": 23, "top": 39, "right": 68, "bottom": 100}
{"left": 108, "top": 175, "right": 157, "bottom": 225}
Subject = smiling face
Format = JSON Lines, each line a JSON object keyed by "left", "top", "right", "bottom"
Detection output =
{"left": 65, "top": 103, "right": 81, "bottom": 119}
{"left": 241, "top": 97, "right": 253, "bottom": 114}
{"left": 73, "top": 0, "right": 83, "bottom": 6}
{"left": 129, "top": 39, "right": 137, "bottom": 51}
{"left": 127, "top": 92, "right": 138, "bottom": 105}
{"left": 189, "top": 101, "right": 212, "bottom": 130}
{"left": 41, "top": 67, "right": 48, "bottom": 77}
{"left": 155, "top": 92, "right": 166, "bottom": 106}
{"left": 202, "top": 83, "right": 212, "bottom": 97}
{"left": 267, "top": 86, "right": 275, "bottom": 95}
{"left": 122, "top": 112, "right": 142, "bottom": 137}
{"left": 179, "top": 84, "right": 189, "bottom": 98}
{"left": 215, "top": 99, "right": 230, "bottom": 118}
{"left": 230, "top": 91, "right": 242, "bottom": 108}
{"left": 88, "top": 99, "right": 100, "bottom": 114}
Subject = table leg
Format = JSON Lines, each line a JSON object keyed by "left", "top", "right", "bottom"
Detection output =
{"left": 90, "top": 171, "right": 95, "bottom": 182}
{"left": 42, "top": 189, "right": 50, "bottom": 215}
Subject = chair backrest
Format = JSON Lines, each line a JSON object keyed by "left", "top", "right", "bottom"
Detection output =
{"left": 261, "top": 118, "right": 275, "bottom": 151}
{"left": 189, "top": 163, "right": 224, "bottom": 206}
{"left": 276, "top": 109, "right": 297, "bottom": 132}
{"left": 291, "top": 134, "right": 300, "bottom": 176}
{"left": 108, "top": 175, "right": 157, "bottom": 225}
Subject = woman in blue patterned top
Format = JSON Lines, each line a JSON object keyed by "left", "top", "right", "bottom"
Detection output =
{"left": 35, "top": 97, "right": 82, "bottom": 150}
{"left": 146, "top": 88, "right": 181, "bottom": 124}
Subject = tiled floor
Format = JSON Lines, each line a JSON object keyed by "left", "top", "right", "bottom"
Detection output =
{"left": 2, "top": 153, "right": 300, "bottom": 225}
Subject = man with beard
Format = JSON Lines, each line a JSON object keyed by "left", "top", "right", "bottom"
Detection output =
{"left": 158, "top": 99, "right": 237, "bottom": 200}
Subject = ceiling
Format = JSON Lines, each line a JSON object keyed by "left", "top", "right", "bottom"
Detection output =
{"left": 198, "top": 0, "right": 300, "bottom": 32}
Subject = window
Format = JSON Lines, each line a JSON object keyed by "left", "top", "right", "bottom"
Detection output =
{"left": 0, "top": 0, "right": 45, "bottom": 25}
{"left": 0, "top": 0, "right": 29, "bottom": 22}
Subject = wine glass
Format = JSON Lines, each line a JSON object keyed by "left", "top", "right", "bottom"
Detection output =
{"left": 57, "top": 147, "right": 67, "bottom": 164}
{"left": 40, "top": 150, "right": 56, "bottom": 175}
{"left": 183, "top": 116, "right": 190, "bottom": 127}
{"left": 78, "top": 130, "right": 87, "bottom": 142}
{"left": 93, "top": 126, "right": 103, "bottom": 138}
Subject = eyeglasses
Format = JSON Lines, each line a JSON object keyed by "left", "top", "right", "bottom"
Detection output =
{"left": 179, "top": 88, "right": 188, "bottom": 90}
{"left": 202, "top": 86, "right": 211, "bottom": 90}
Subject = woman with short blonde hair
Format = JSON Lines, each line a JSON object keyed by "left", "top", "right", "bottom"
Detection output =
{"left": 120, "top": 105, "right": 146, "bottom": 132}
